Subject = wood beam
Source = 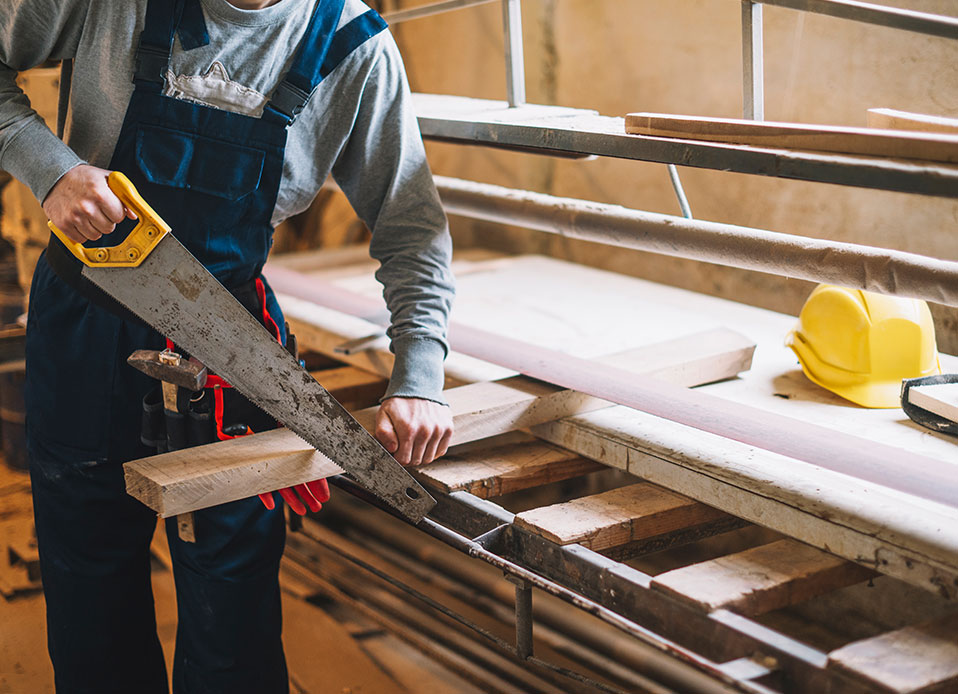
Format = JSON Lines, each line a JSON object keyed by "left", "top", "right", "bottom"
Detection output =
{"left": 650, "top": 539, "right": 875, "bottom": 617}
{"left": 514, "top": 483, "right": 735, "bottom": 558}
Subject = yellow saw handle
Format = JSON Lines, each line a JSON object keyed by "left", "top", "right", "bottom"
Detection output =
{"left": 48, "top": 171, "right": 171, "bottom": 268}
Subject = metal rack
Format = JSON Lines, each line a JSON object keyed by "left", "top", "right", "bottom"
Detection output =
{"left": 385, "top": 0, "right": 958, "bottom": 200}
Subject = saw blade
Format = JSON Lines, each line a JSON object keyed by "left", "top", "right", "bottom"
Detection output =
{"left": 85, "top": 234, "right": 436, "bottom": 523}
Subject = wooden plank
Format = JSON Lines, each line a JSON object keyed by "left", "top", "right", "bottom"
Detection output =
{"left": 827, "top": 612, "right": 958, "bottom": 694}
{"left": 650, "top": 539, "right": 875, "bottom": 617}
{"left": 125, "top": 328, "right": 755, "bottom": 516}
{"left": 412, "top": 93, "right": 958, "bottom": 199}
{"left": 625, "top": 112, "right": 958, "bottom": 164}
{"left": 868, "top": 108, "right": 958, "bottom": 135}
{"left": 514, "top": 483, "right": 730, "bottom": 553}
{"left": 417, "top": 440, "right": 603, "bottom": 498}
{"left": 124, "top": 428, "right": 345, "bottom": 517}
{"left": 907, "top": 383, "right": 958, "bottom": 425}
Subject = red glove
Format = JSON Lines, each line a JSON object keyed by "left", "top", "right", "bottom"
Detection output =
{"left": 258, "top": 479, "right": 330, "bottom": 516}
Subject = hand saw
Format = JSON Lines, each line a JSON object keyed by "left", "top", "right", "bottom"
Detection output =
{"left": 48, "top": 171, "right": 436, "bottom": 523}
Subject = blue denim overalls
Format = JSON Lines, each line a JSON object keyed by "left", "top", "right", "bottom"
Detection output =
{"left": 24, "top": 1, "right": 385, "bottom": 691}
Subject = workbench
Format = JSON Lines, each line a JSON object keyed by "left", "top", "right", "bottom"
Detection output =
{"left": 258, "top": 249, "right": 958, "bottom": 694}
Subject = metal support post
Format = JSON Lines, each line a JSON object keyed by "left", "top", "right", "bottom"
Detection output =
{"left": 667, "top": 164, "right": 693, "bottom": 219}
{"left": 502, "top": 0, "right": 526, "bottom": 107}
{"left": 508, "top": 574, "right": 534, "bottom": 659}
{"left": 741, "top": 1, "right": 764, "bottom": 120}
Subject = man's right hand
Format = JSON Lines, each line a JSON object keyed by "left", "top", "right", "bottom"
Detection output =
{"left": 42, "top": 164, "right": 135, "bottom": 243}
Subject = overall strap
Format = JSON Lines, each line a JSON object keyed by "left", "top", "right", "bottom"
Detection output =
{"left": 133, "top": 0, "right": 209, "bottom": 87}
{"left": 264, "top": 2, "right": 387, "bottom": 126}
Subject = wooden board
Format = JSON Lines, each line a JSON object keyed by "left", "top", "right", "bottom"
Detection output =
{"left": 125, "top": 327, "right": 754, "bottom": 516}
{"left": 624, "top": 113, "right": 958, "bottom": 164}
{"left": 417, "top": 440, "right": 603, "bottom": 498}
{"left": 827, "top": 612, "right": 958, "bottom": 694}
{"left": 868, "top": 108, "right": 958, "bottom": 135}
{"left": 514, "top": 483, "right": 730, "bottom": 553}
{"left": 650, "top": 539, "right": 874, "bottom": 617}
{"left": 907, "top": 383, "right": 958, "bottom": 425}
{"left": 124, "top": 428, "right": 345, "bottom": 517}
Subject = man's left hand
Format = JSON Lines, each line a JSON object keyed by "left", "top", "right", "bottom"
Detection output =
{"left": 375, "top": 397, "right": 453, "bottom": 466}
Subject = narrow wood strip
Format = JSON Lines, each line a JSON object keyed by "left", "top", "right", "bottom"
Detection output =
{"left": 264, "top": 268, "right": 958, "bottom": 510}
{"left": 625, "top": 113, "right": 958, "bottom": 163}
{"left": 417, "top": 440, "right": 603, "bottom": 498}
{"left": 867, "top": 108, "right": 958, "bottom": 135}
{"left": 651, "top": 539, "right": 875, "bottom": 617}
{"left": 907, "top": 384, "right": 958, "bottom": 425}
{"left": 514, "top": 483, "right": 729, "bottom": 552}
{"left": 827, "top": 612, "right": 958, "bottom": 694}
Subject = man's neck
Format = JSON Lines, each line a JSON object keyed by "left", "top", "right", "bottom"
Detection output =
{"left": 226, "top": 0, "right": 283, "bottom": 8}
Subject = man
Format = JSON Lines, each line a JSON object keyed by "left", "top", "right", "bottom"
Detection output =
{"left": 0, "top": 0, "right": 455, "bottom": 691}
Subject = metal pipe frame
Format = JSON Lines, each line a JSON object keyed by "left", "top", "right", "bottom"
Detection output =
{"left": 502, "top": 0, "right": 526, "bottom": 107}
{"left": 381, "top": 0, "right": 498, "bottom": 24}
{"left": 756, "top": 0, "right": 958, "bottom": 39}
{"left": 322, "top": 475, "right": 870, "bottom": 694}
{"left": 741, "top": 1, "right": 765, "bottom": 120}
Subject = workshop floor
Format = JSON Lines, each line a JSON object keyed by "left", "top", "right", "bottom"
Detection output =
{"left": 0, "top": 462, "right": 483, "bottom": 694}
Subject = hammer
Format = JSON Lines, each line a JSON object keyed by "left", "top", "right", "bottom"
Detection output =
{"left": 128, "top": 348, "right": 207, "bottom": 542}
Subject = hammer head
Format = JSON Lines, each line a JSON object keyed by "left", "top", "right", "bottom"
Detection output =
{"left": 128, "top": 349, "right": 208, "bottom": 391}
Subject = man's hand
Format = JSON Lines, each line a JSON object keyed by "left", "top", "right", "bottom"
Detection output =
{"left": 376, "top": 397, "right": 453, "bottom": 467}
{"left": 42, "top": 164, "right": 135, "bottom": 243}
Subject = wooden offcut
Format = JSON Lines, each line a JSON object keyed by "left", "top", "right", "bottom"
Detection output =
{"left": 650, "top": 539, "right": 874, "bottom": 617}
{"left": 125, "top": 428, "right": 345, "bottom": 517}
{"left": 867, "top": 108, "right": 958, "bottom": 135}
{"left": 624, "top": 113, "right": 958, "bottom": 163}
{"left": 827, "top": 612, "right": 958, "bottom": 694}
{"left": 417, "top": 440, "right": 603, "bottom": 498}
{"left": 514, "top": 483, "right": 731, "bottom": 554}
{"left": 907, "top": 383, "right": 958, "bottom": 426}
{"left": 125, "top": 328, "right": 755, "bottom": 517}
{"left": 311, "top": 365, "right": 388, "bottom": 409}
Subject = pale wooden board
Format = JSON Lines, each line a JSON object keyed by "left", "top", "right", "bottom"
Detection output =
{"left": 514, "top": 482, "right": 729, "bottom": 552}
{"left": 868, "top": 108, "right": 958, "bottom": 135}
{"left": 417, "top": 440, "right": 603, "bottom": 498}
{"left": 124, "top": 428, "right": 345, "bottom": 517}
{"left": 827, "top": 612, "right": 958, "bottom": 694}
{"left": 625, "top": 113, "right": 958, "bottom": 164}
{"left": 908, "top": 383, "right": 958, "bottom": 425}
{"left": 125, "top": 326, "right": 753, "bottom": 516}
{"left": 650, "top": 539, "right": 874, "bottom": 617}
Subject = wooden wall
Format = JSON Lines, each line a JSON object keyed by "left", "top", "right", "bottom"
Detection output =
{"left": 382, "top": 0, "right": 958, "bottom": 351}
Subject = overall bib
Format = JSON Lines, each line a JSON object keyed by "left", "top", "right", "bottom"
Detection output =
{"left": 24, "top": 1, "right": 386, "bottom": 692}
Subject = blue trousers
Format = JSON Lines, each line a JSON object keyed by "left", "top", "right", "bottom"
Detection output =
{"left": 29, "top": 440, "right": 289, "bottom": 694}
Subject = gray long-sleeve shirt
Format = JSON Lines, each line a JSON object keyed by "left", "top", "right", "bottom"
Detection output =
{"left": 0, "top": 0, "right": 454, "bottom": 402}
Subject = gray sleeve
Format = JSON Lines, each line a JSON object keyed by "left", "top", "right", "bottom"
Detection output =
{"left": 332, "top": 34, "right": 455, "bottom": 405}
{"left": 0, "top": 0, "right": 89, "bottom": 202}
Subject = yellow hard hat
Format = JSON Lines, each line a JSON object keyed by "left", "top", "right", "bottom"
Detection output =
{"left": 785, "top": 284, "right": 941, "bottom": 408}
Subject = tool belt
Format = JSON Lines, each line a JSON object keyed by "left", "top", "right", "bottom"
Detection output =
{"left": 140, "top": 277, "right": 298, "bottom": 454}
